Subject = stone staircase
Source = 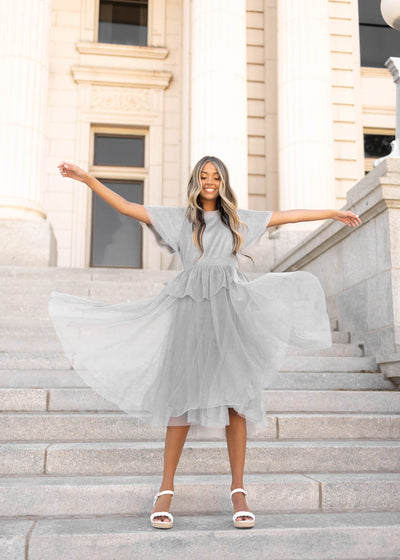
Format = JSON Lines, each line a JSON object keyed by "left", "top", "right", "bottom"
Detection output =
{"left": 1, "top": 266, "right": 400, "bottom": 560}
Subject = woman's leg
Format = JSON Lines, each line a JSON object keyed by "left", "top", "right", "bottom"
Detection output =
{"left": 225, "top": 407, "right": 252, "bottom": 521}
{"left": 151, "top": 423, "right": 190, "bottom": 522}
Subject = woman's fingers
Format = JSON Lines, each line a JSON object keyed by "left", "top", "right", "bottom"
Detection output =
{"left": 57, "top": 162, "right": 88, "bottom": 182}
{"left": 339, "top": 211, "right": 362, "bottom": 227}
{"left": 58, "top": 162, "right": 73, "bottom": 176}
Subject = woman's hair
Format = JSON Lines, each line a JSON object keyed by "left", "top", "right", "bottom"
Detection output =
{"left": 185, "top": 155, "right": 253, "bottom": 264}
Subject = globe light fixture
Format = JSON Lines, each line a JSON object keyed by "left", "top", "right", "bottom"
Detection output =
{"left": 381, "top": 0, "right": 400, "bottom": 30}
{"left": 374, "top": 1, "right": 400, "bottom": 164}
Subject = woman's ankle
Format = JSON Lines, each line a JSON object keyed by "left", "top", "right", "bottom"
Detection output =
{"left": 159, "top": 481, "right": 174, "bottom": 492}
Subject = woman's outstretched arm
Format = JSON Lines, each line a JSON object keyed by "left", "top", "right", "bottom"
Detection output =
{"left": 268, "top": 209, "right": 361, "bottom": 228}
{"left": 57, "top": 161, "right": 151, "bottom": 224}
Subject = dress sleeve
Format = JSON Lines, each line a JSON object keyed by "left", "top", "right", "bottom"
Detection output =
{"left": 139, "top": 205, "right": 186, "bottom": 255}
{"left": 237, "top": 208, "right": 273, "bottom": 252}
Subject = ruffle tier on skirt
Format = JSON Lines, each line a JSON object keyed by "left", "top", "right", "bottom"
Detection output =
{"left": 48, "top": 261, "right": 332, "bottom": 430}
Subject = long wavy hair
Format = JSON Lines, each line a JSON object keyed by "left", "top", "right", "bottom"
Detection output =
{"left": 185, "top": 156, "right": 253, "bottom": 264}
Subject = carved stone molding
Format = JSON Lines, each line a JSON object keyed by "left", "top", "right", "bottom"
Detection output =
{"left": 76, "top": 41, "right": 169, "bottom": 59}
{"left": 71, "top": 66, "right": 172, "bottom": 89}
{"left": 90, "top": 86, "right": 152, "bottom": 113}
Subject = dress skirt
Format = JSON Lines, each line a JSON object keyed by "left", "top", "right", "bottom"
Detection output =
{"left": 48, "top": 205, "right": 332, "bottom": 431}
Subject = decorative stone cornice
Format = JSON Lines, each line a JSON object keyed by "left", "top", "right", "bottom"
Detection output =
{"left": 75, "top": 41, "right": 169, "bottom": 60}
{"left": 362, "top": 105, "right": 395, "bottom": 116}
{"left": 361, "top": 67, "right": 391, "bottom": 79}
{"left": 71, "top": 66, "right": 172, "bottom": 89}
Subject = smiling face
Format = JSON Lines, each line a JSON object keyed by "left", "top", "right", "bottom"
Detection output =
{"left": 199, "top": 161, "right": 221, "bottom": 209}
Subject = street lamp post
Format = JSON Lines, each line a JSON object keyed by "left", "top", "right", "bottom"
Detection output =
{"left": 374, "top": 1, "right": 400, "bottom": 166}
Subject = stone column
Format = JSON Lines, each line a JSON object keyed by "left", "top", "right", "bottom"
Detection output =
{"left": 0, "top": 0, "right": 56, "bottom": 264}
{"left": 277, "top": 0, "right": 336, "bottom": 227}
{"left": 190, "top": 0, "right": 248, "bottom": 208}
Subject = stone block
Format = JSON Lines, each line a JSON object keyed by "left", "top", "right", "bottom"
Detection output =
{"left": 312, "top": 473, "right": 400, "bottom": 512}
{"left": 264, "top": 390, "right": 400, "bottom": 413}
{"left": 366, "top": 270, "right": 394, "bottom": 331}
{"left": 377, "top": 352, "right": 400, "bottom": 385}
{"left": 305, "top": 246, "right": 344, "bottom": 298}
{"left": 0, "top": 220, "right": 57, "bottom": 266}
{"left": 278, "top": 414, "right": 400, "bottom": 440}
{"left": 375, "top": 209, "right": 392, "bottom": 272}
{"left": 0, "top": 414, "right": 164, "bottom": 442}
{"left": 0, "top": 473, "right": 318, "bottom": 517}
{"left": 287, "top": 342, "right": 362, "bottom": 357}
{"left": 1, "top": 337, "right": 63, "bottom": 353}
{"left": 341, "top": 221, "right": 378, "bottom": 289}
{"left": 335, "top": 284, "right": 369, "bottom": 342}
{"left": 44, "top": 441, "right": 400, "bottom": 476}
{"left": 0, "top": 444, "right": 46, "bottom": 474}
{"left": 280, "top": 356, "right": 378, "bottom": 372}
{"left": 0, "top": 520, "right": 33, "bottom": 560}
{"left": 0, "top": 388, "right": 47, "bottom": 411}
{"left": 0, "top": 353, "right": 69, "bottom": 370}
{"left": 0, "top": 370, "right": 84, "bottom": 388}
{"left": 28, "top": 512, "right": 400, "bottom": 560}
{"left": 48, "top": 388, "right": 119, "bottom": 411}
{"left": 270, "top": 372, "right": 394, "bottom": 391}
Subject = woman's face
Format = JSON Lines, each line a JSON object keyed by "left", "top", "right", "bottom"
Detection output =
{"left": 199, "top": 161, "right": 221, "bottom": 205}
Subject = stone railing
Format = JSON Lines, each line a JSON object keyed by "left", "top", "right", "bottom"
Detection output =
{"left": 271, "top": 158, "right": 400, "bottom": 383}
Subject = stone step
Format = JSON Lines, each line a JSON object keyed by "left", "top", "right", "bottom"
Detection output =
{"left": 0, "top": 288, "right": 168, "bottom": 313}
{"left": 1, "top": 336, "right": 363, "bottom": 357}
{"left": 281, "top": 356, "right": 378, "bottom": 372}
{"left": 1, "top": 473, "right": 399, "bottom": 518}
{"left": 0, "top": 352, "right": 379, "bottom": 372}
{"left": 0, "top": 324, "right": 351, "bottom": 344}
{"left": 0, "top": 368, "right": 393, "bottom": 391}
{"left": 0, "top": 282, "right": 171, "bottom": 298}
{"left": 19, "top": 512, "right": 400, "bottom": 560}
{"left": 2, "top": 387, "right": 399, "bottom": 413}
{"left": 0, "top": 265, "right": 178, "bottom": 282}
{"left": 287, "top": 343, "right": 363, "bottom": 357}
{"left": 1, "top": 412, "right": 400, "bottom": 442}
{"left": 2, "top": 440, "right": 400, "bottom": 476}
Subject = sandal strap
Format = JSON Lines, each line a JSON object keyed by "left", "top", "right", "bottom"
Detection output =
{"left": 230, "top": 488, "right": 247, "bottom": 497}
{"left": 233, "top": 511, "right": 255, "bottom": 522}
{"left": 152, "top": 490, "right": 174, "bottom": 506}
{"left": 150, "top": 511, "right": 174, "bottom": 522}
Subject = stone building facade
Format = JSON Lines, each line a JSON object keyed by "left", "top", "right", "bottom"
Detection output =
{"left": 1, "top": 0, "right": 398, "bottom": 269}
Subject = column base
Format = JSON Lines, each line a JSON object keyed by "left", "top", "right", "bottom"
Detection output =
{"left": 0, "top": 219, "right": 57, "bottom": 266}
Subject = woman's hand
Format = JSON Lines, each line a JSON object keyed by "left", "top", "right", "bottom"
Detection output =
{"left": 58, "top": 161, "right": 90, "bottom": 183}
{"left": 333, "top": 210, "right": 362, "bottom": 228}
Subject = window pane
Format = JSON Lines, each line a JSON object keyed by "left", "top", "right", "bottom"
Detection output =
{"left": 359, "top": 0, "right": 386, "bottom": 25}
{"left": 94, "top": 134, "right": 145, "bottom": 167}
{"left": 359, "top": 0, "right": 400, "bottom": 67}
{"left": 91, "top": 181, "right": 143, "bottom": 267}
{"left": 359, "top": 25, "right": 400, "bottom": 67}
{"left": 99, "top": 0, "right": 148, "bottom": 46}
{"left": 364, "top": 133, "right": 395, "bottom": 158}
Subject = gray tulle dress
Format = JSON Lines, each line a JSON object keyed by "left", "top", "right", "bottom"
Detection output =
{"left": 48, "top": 206, "right": 332, "bottom": 431}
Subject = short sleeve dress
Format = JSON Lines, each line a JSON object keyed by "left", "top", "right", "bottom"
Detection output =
{"left": 48, "top": 206, "right": 332, "bottom": 430}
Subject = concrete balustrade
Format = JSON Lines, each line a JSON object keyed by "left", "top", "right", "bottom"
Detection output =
{"left": 272, "top": 157, "right": 400, "bottom": 383}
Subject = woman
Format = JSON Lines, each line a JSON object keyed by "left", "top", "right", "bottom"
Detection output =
{"left": 52, "top": 156, "right": 361, "bottom": 530}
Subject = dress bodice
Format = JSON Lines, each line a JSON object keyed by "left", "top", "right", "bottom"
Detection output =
{"left": 179, "top": 211, "right": 239, "bottom": 270}
{"left": 140, "top": 206, "right": 273, "bottom": 301}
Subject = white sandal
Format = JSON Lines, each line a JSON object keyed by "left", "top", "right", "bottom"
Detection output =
{"left": 231, "top": 488, "right": 255, "bottom": 528}
{"left": 150, "top": 490, "right": 174, "bottom": 529}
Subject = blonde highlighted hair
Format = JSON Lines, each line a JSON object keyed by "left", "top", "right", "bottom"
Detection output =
{"left": 185, "top": 156, "right": 252, "bottom": 264}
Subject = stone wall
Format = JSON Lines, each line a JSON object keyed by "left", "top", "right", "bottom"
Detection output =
{"left": 270, "top": 157, "right": 400, "bottom": 378}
